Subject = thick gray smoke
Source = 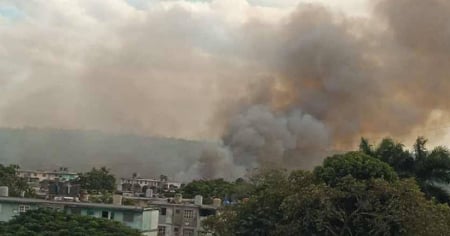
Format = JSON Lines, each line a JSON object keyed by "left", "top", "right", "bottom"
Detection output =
{"left": 223, "top": 105, "right": 329, "bottom": 169}
{"left": 1, "top": 0, "right": 450, "bottom": 180}
{"left": 196, "top": 0, "right": 450, "bottom": 179}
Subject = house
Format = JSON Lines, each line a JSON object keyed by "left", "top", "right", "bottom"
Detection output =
{"left": 119, "top": 175, "right": 181, "bottom": 196}
{"left": 122, "top": 194, "right": 218, "bottom": 236}
{"left": 18, "top": 167, "right": 79, "bottom": 183}
{"left": 0, "top": 196, "right": 159, "bottom": 236}
{"left": 17, "top": 168, "right": 80, "bottom": 199}
{"left": 152, "top": 200, "right": 217, "bottom": 236}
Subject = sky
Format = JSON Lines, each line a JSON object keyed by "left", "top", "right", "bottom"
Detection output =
{"left": 0, "top": 0, "right": 368, "bottom": 138}
{"left": 2, "top": 0, "right": 450, "bottom": 179}
{"left": 0, "top": 0, "right": 449, "bottom": 148}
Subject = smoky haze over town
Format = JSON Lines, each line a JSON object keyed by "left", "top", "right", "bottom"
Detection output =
{"left": 1, "top": 0, "right": 450, "bottom": 181}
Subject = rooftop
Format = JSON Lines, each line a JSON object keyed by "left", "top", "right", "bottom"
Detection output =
{"left": 0, "top": 196, "right": 158, "bottom": 212}
{"left": 18, "top": 170, "right": 78, "bottom": 175}
{"left": 122, "top": 196, "right": 218, "bottom": 210}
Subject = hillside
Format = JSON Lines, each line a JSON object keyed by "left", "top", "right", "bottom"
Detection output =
{"left": 0, "top": 128, "right": 213, "bottom": 180}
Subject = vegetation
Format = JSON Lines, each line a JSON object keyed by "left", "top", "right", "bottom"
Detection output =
{"left": 0, "top": 208, "right": 141, "bottom": 236}
{"left": 75, "top": 167, "right": 116, "bottom": 194}
{"left": 360, "top": 137, "right": 450, "bottom": 203}
{"left": 180, "top": 178, "right": 252, "bottom": 204}
{"left": 0, "top": 164, "right": 34, "bottom": 197}
{"left": 314, "top": 151, "right": 398, "bottom": 186}
{"left": 203, "top": 152, "right": 450, "bottom": 236}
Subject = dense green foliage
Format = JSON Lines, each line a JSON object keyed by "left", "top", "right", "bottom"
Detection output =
{"left": 180, "top": 178, "right": 252, "bottom": 204}
{"left": 0, "top": 208, "right": 141, "bottom": 236}
{"left": 314, "top": 151, "right": 397, "bottom": 186}
{"left": 75, "top": 167, "right": 116, "bottom": 194}
{"left": 360, "top": 137, "right": 450, "bottom": 203}
{"left": 0, "top": 164, "right": 34, "bottom": 197}
{"left": 203, "top": 152, "right": 450, "bottom": 236}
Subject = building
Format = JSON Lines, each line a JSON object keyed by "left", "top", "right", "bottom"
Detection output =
{"left": 0, "top": 196, "right": 159, "bottom": 236}
{"left": 153, "top": 201, "right": 217, "bottom": 236}
{"left": 48, "top": 181, "right": 81, "bottom": 198}
{"left": 122, "top": 195, "right": 217, "bottom": 236}
{"left": 119, "top": 176, "right": 181, "bottom": 196}
{"left": 17, "top": 167, "right": 80, "bottom": 199}
{"left": 18, "top": 167, "right": 79, "bottom": 183}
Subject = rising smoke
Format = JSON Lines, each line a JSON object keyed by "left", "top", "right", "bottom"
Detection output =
{"left": 1, "top": 0, "right": 450, "bottom": 180}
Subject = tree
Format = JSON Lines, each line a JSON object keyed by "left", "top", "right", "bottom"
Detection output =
{"left": 278, "top": 177, "right": 450, "bottom": 236}
{"left": 75, "top": 167, "right": 116, "bottom": 194}
{"left": 314, "top": 151, "right": 398, "bottom": 186}
{"left": 0, "top": 208, "right": 141, "bottom": 236}
{"left": 180, "top": 178, "right": 249, "bottom": 204}
{"left": 359, "top": 137, "right": 374, "bottom": 156}
{"left": 0, "top": 164, "right": 34, "bottom": 197}
{"left": 414, "top": 145, "right": 450, "bottom": 203}
{"left": 204, "top": 152, "right": 450, "bottom": 236}
{"left": 373, "top": 138, "right": 414, "bottom": 177}
{"left": 361, "top": 137, "right": 450, "bottom": 204}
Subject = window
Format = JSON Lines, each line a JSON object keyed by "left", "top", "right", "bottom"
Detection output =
{"left": 157, "top": 226, "right": 166, "bottom": 236}
{"left": 18, "top": 205, "right": 30, "bottom": 213}
{"left": 101, "top": 211, "right": 109, "bottom": 218}
{"left": 110, "top": 211, "right": 115, "bottom": 220}
{"left": 183, "top": 229, "right": 194, "bottom": 236}
{"left": 175, "top": 209, "right": 180, "bottom": 214}
{"left": 184, "top": 209, "right": 194, "bottom": 219}
{"left": 199, "top": 208, "right": 216, "bottom": 217}
{"left": 123, "top": 212, "right": 134, "bottom": 222}
{"left": 71, "top": 208, "right": 81, "bottom": 215}
{"left": 160, "top": 208, "right": 166, "bottom": 216}
{"left": 174, "top": 227, "right": 179, "bottom": 236}
{"left": 87, "top": 209, "right": 95, "bottom": 216}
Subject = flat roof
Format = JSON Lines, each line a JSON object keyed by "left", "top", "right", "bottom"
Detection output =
{"left": 18, "top": 170, "right": 78, "bottom": 175}
{"left": 0, "top": 197, "right": 158, "bottom": 212}
{"left": 122, "top": 197, "right": 218, "bottom": 210}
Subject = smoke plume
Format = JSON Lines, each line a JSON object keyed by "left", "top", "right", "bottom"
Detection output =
{"left": 1, "top": 0, "right": 450, "bottom": 180}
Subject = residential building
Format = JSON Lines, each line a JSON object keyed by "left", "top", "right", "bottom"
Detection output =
{"left": 0, "top": 196, "right": 159, "bottom": 236}
{"left": 18, "top": 167, "right": 79, "bottom": 183}
{"left": 122, "top": 195, "right": 217, "bottom": 236}
{"left": 119, "top": 176, "right": 181, "bottom": 196}
{"left": 153, "top": 201, "right": 216, "bottom": 236}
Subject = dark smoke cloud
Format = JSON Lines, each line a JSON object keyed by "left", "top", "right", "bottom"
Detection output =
{"left": 223, "top": 105, "right": 329, "bottom": 169}
{"left": 204, "top": 0, "right": 450, "bottom": 178}
{"left": 1, "top": 0, "right": 450, "bottom": 180}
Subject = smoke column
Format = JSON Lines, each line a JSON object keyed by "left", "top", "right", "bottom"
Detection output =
{"left": 1, "top": 0, "right": 450, "bottom": 180}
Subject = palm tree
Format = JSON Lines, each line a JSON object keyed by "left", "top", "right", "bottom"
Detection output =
{"left": 360, "top": 137, "right": 450, "bottom": 203}
{"left": 413, "top": 138, "right": 450, "bottom": 203}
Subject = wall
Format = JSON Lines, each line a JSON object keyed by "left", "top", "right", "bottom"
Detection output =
{"left": 142, "top": 209, "right": 159, "bottom": 236}
{"left": 0, "top": 202, "right": 40, "bottom": 222}
{"left": 70, "top": 207, "right": 144, "bottom": 230}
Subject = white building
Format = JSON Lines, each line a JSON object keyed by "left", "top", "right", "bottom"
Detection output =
{"left": 17, "top": 167, "right": 79, "bottom": 183}
{"left": 119, "top": 177, "right": 181, "bottom": 195}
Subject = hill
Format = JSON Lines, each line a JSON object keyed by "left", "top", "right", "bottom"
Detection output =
{"left": 0, "top": 128, "right": 213, "bottom": 181}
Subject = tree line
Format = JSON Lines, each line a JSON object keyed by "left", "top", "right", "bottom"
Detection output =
{"left": 200, "top": 137, "right": 450, "bottom": 235}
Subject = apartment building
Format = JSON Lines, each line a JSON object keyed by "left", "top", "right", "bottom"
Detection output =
{"left": 0, "top": 196, "right": 159, "bottom": 236}
{"left": 119, "top": 176, "right": 181, "bottom": 195}
{"left": 18, "top": 167, "right": 78, "bottom": 183}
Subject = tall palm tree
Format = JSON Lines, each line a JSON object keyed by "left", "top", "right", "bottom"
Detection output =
{"left": 413, "top": 138, "right": 450, "bottom": 203}
{"left": 360, "top": 137, "right": 450, "bottom": 203}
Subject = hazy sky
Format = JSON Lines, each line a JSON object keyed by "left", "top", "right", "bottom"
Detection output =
{"left": 1, "top": 0, "right": 450, "bottom": 149}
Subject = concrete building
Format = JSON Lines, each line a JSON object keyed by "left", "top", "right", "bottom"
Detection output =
{"left": 122, "top": 195, "right": 217, "bottom": 236}
{"left": 153, "top": 201, "right": 216, "bottom": 236}
{"left": 0, "top": 196, "right": 159, "bottom": 236}
{"left": 18, "top": 167, "right": 79, "bottom": 183}
{"left": 119, "top": 176, "right": 181, "bottom": 196}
